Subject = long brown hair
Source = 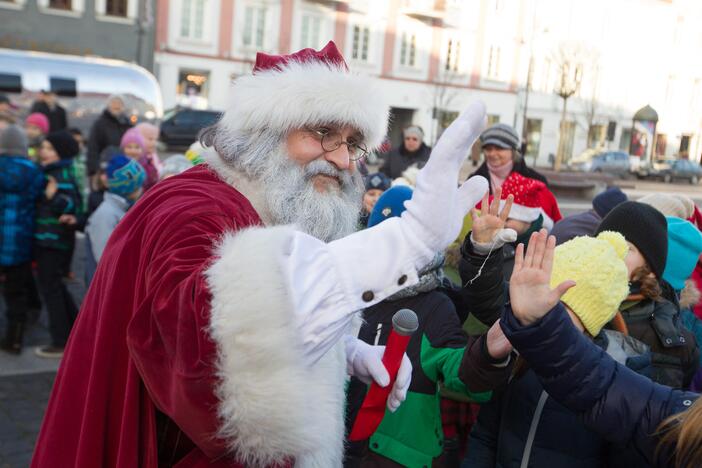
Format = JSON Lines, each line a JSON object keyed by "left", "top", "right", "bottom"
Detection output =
{"left": 656, "top": 398, "right": 702, "bottom": 467}
{"left": 631, "top": 264, "right": 662, "bottom": 301}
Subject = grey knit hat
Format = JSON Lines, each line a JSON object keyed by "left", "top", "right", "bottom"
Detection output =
{"left": 480, "top": 123, "right": 520, "bottom": 150}
{"left": 0, "top": 124, "right": 28, "bottom": 156}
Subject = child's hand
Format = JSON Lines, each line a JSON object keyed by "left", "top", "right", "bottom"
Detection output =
{"left": 509, "top": 229, "right": 576, "bottom": 326}
{"left": 470, "top": 187, "right": 514, "bottom": 244}
{"left": 59, "top": 214, "right": 77, "bottom": 225}
{"left": 486, "top": 320, "right": 512, "bottom": 360}
{"left": 45, "top": 176, "right": 58, "bottom": 200}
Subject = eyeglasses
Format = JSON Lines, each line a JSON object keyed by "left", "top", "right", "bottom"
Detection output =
{"left": 307, "top": 127, "right": 369, "bottom": 162}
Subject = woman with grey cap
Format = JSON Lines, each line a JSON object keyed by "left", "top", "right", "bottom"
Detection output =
{"left": 379, "top": 125, "right": 432, "bottom": 179}
{"left": 468, "top": 122, "right": 547, "bottom": 193}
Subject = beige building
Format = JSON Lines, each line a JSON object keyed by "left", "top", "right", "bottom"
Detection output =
{"left": 154, "top": 0, "right": 702, "bottom": 165}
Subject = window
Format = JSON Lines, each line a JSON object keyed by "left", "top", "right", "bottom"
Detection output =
{"left": 105, "top": 0, "right": 126, "bottom": 16}
{"left": 180, "top": 0, "right": 206, "bottom": 40}
{"left": 399, "top": 32, "right": 417, "bottom": 67}
{"left": 445, "top": 39, "right": 460, "bottom": 72}
{"left": 487, "top": 114, "right": 500, "bottom": 126}
{"left": 300, "top": 14, "right": 321, "bottom": 49}
{"left": 49, "top": 0, "right": 71, "bottom": 9}
{"left": 486, "top": 45, "right": 500, "bottom": 80}
{"left": 0, "top": 73, "right": 22, "bottom": 93}
{"left": 526, "top": 119, "right": 542, "bottom": 160}
{"left": 352, "top": 25, "right": 370, "bottom": 62}
{"left": 177, "top": 69, "right": 210, "bottom": 109}
{"left": 243, "top": 5, "right": 266, "bottom": 48}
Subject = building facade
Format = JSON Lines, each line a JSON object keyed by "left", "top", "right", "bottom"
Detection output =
{"left": 154, "top": 0, "right": 702, "bottom": 165}
{"left": 0, "top": 0, "right": 156, "bottom": 70}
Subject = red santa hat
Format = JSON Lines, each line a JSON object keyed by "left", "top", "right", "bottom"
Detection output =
{"left": 218, "top": 41, "right": 389, "bottom": 149}
{"left": 500, "top": 172, "right": 562, "bottom": 231}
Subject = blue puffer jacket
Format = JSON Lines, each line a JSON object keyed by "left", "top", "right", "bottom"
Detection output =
{"left": 0, "top": 154, "right": 45, "bottom": 266}
{"left": 501, "top": 303, "right": 699, "bottom": 467}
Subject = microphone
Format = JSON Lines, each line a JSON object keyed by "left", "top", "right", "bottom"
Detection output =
{"left": 349, "top": 309, "right": 419, "bottom": 441}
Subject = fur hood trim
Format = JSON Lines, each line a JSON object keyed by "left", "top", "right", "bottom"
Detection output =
{"left": 206, "top": 226, "right": 347, "bottom": 467}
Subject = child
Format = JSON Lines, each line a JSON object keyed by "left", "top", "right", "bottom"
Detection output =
{"left": 596, "top": 201, "right": 700, "bottom": 388}
{"left": 120, "top": 127, "right": 158, "bottom": 190}
{"left": 135, "top": 122, "right": 163, "bottom": 177}
{"left": 34, "top": 130, "right": 83, "bottom": 359}
{"left": 160, "top": 154, "right": 194, "bottom": 180}
{"left": 0, "top": 125, "right": 45, "bottom": 354}
{"left": 465, "top": 231, "right": 640, "bottom": 468}
{"left": 359, "top": 172, "right": 390, "bottom": 228}
{"left": 85, "top": 155, "right": 145, "bottom": 284}
{"left": 346, "top": 186, "right": 513, "bottom": 468}
{"left": 487, "top": 171, "right": 561, "bottom": 279}
{"left": 25, "top": 112, "right": 50, "bottom": 161}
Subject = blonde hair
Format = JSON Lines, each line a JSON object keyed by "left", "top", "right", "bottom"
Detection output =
{"left": 657, "top": 398, "right": 702, "bottom": 468}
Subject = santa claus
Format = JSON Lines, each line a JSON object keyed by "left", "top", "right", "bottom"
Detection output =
{"left": 31, "top": 42, "right": 488, "bottom": 467}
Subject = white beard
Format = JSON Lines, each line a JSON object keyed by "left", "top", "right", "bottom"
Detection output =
{"left": 209, "top": 129, "right": 363, "bottom": 242}
{"left": 260, "top": 150, "right": 364, "bottom": 242}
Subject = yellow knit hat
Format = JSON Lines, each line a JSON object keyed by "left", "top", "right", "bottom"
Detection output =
{"left": 550, "top": 231, "right": 630, "bottom": 336}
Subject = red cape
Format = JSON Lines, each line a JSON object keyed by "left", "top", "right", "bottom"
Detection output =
{"left": 32, "top": 166, "right": 263, "bottom": 467}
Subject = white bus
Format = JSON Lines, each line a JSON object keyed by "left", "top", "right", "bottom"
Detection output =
{"left": 0, "top": 48, "right": 163, "bottom": 131}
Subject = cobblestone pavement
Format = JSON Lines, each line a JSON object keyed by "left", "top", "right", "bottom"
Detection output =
{"left": 0, "top": 235, "right": 87, "bottom": 467}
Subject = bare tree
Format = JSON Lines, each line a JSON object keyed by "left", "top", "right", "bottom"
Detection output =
{"left": 551, "top": 42, "right": 592, "bottom": 171}
{"left": 429, "top": 70, "right": 462, "bottom": 144}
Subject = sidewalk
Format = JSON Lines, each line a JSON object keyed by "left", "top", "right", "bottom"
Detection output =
{"left": 0, "top": 235, "right": 87, "bottom": 467}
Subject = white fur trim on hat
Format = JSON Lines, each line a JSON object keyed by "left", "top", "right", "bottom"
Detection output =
{"left": 220, "top": 60, "right": 389, "bottom": 149}
{"left": 502, "top": 200, "right": 554, "bottom": 231}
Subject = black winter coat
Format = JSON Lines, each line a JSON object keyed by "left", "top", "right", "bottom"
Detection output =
{"left": 87, "top": 110, "right": 132, "bottom": 175}
{"left": 501, "top": 303, "right": 699, "bottom": 467}
{"left": 469, "top": 158, "right": 548, "bottom": 194}
{"left": 378, "top": 143, "right": 431, "bottom": 179}
{"left": 30, "top": 101, "right": 68, "bottom": 132}
{"left": 455, "top": 236, "right": 506, "bottom": 327}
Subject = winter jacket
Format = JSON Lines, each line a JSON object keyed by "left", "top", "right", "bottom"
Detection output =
{"left": 469, "top": 158, "right": 548, "bottom": 194}
{"left": 464, "top": 329, "right": 651, "bottom": 468}
{"left": 0, "top": 154, "right": 45, "bottom": 266}
{"left": 619, "top": 282, "right": 700, "bottom": 388}
{"left": 30, "top": 101, "right": 68, "bottom": 132}
{"left": 378, "top": 143, "right": 431, "bottom": 180}
{"left": 85, "top": 192, "right": 130, "bottom": 263}
{"left": 35, "top": 160, "right": 83, "bottom": 251}
{"left": 550, "top": 209, "right": 602, "bottom": 245}
{"left": 346, "top": 289, "right": 511, "bottom": 468}
{"left": 87, "top": 110, "right": 132, "bottom": 175}
{"left": 500, "top": 303, "right": 699, "bottom": 467}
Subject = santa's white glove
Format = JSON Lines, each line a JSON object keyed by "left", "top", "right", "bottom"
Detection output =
{"left": 470, "top": 229, "right": 518, "bottom": 255}
{"left": 344, "top": 335, "right": 412, "bottom": 412}
{"left": 400, "top": 101, "right": 489, "bottom": 265}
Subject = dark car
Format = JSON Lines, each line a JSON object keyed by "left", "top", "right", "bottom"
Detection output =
{"left": 654, "top": 159, "right": 702, "bottom": 184}
{"left": 159, "top": 108, "right": 221, "bottom": 148}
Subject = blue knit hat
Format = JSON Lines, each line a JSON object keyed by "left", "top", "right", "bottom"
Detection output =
{"left": 368, "top": 185, "right": 413, "bottom": 227}
{"left": 106, "top": 155, "right": 146, "bottom": 196}
{"left": 663, "top": 216, "right": 702, "bottom": 290}
{"left": 592, "top": 187, "right": 627, "bottom": 218}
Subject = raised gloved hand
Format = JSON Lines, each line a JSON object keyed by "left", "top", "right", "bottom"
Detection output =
{"left": 401, "top": 101, "right": 489, "bottom": 265}
{"left": 344, "top": 335, "right": 412, "bottom": 412}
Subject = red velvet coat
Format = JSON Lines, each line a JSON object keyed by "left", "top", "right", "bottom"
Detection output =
{"left": 32, "top": 165, "right": 263, "bottom": 467}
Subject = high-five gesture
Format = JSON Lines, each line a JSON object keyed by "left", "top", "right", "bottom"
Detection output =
{"left": 470, "top": 187, "right": 515, "bottom": 245}
{"left": 509, "top": 229, "right": 576, "bottom": 326}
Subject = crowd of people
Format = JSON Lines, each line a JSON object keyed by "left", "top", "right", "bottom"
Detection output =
{"left": 1, "top": 42, "right": 701, "bottom": 468}
{"left": 0, "top": 92, "right": 196, "bottom": 358}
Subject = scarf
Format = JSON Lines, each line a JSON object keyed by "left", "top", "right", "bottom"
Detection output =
{"left": 387, "top": 253, "right": 445, "bottom": 301}
{"left": 486, "top": 160, "right": 513, "bottom": 190}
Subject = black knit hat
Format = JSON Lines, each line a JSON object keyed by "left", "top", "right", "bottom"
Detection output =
{"left": 596, "top": 201, "right": 668, "bottom": 278}
{"left": 45, "top": 130, "right": 79, "bottom": 160}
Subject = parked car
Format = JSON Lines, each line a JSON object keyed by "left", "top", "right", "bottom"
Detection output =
{"left": 159, "top": 108, "right": 221, "bottom": 148}
{"left": 571, "top": 151, "right": 632, "bottom": 176}
{"left": 645, "top": 159, "right": 702, "bottom": 184}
